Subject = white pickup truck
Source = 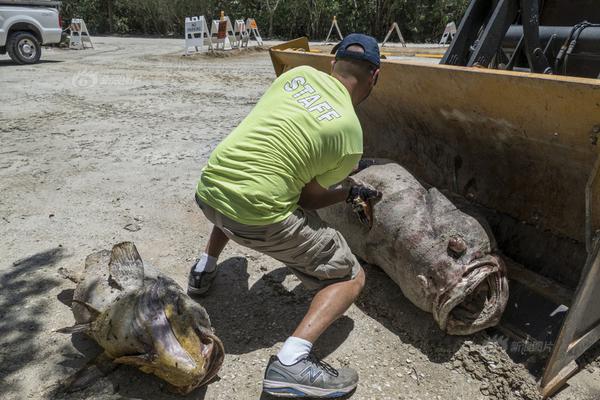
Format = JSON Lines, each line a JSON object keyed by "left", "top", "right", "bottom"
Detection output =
{"left": 0, "top": 0, "right": 62, "bottom": 64}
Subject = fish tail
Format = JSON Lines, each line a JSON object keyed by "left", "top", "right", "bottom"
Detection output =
{"left": 55, "top": 323, "right": 91, "bottom": 334}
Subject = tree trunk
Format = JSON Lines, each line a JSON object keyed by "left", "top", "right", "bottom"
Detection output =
{"left": 107, "top": 0, "right": 113, "bottom": 33}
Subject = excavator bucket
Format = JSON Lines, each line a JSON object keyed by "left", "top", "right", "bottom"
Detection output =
{"left": 270, "top": 37, "right": 600, "bottom": 397}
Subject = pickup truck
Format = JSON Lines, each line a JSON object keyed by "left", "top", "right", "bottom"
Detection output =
{"left": 0, "top": 0, "right": 62, "bottom": 64}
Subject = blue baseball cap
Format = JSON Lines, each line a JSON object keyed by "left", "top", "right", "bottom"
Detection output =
{"left": 331, "top": 33, "right": 380, "bottom": 68}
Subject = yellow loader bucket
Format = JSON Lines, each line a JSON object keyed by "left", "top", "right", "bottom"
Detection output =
{"left": 271, "top": 37, "right": 600, "bottom": 244}
{"left": 270, "top": 37, "right": 600, "bottom": 397}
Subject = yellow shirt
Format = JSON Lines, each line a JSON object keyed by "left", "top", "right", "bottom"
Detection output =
{"left": 196, "top": 65, "right": 363, "bottom": 225}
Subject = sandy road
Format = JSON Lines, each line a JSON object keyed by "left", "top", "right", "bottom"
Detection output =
{"left": 0, "top": 37, "right": 598, "bottom": 400}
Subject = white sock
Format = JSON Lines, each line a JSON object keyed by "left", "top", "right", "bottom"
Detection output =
{"left": 193, "top": 253, "right": 218, "bottom": 273}
{"left": 277, "top": 336, "right": 313, "bottom": 366}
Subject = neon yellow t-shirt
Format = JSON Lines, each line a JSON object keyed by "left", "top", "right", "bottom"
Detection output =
{"left": 196, "top": 65, "right": 363, "bottom": 225}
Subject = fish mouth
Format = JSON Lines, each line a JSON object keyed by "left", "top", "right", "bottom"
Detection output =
{"left": 197, "top": 332, "right": 225, "bottom": 387}
{"left": 433, "top": 255, "right": 509, "bottom": 335}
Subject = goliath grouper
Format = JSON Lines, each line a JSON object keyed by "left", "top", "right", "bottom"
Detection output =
{"left": 320, "top": 162, "right": 509, "bottom": 335}
{"left": 59, "top": 242, "right": 224, "bottom": 393}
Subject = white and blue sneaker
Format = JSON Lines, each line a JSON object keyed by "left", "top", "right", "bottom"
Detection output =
{"left": 263, "top": 354, "right": 358, "bottom": 398}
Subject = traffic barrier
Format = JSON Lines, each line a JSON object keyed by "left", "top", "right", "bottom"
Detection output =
{"left": 184, "top": 16, "right": 213, "bottom": 54}
{"left": 69, "top": 18, "right": 93, "bottom": 50}
{"left": 381, "top": 22, "right": 406, "bottom": 47}
{"left": 234, "top": 19, "right": 249, "bottom": 48}
{"left": 439, "top": 22, "right": 457, "bottom": 45}
{"left": 211, "top": 12, "right": 236, "bottom": 50}
{"left": 324, "top": 16, "right": 343, "bottom": 44}
{"left": 245, "top": 18, "right": 263, "bottom": 46}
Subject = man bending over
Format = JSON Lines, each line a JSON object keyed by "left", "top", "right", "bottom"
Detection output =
{"left": 190, "top": 34, "right": 382, "bottom": 398}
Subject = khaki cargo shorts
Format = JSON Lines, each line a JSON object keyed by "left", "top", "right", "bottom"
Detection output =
{"left": 195, "top": 195, "right": 361, "bottom": 290}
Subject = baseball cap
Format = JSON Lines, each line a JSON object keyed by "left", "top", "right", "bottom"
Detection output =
{"left": 331, "top": 33, "right": 380, "bottom": 68}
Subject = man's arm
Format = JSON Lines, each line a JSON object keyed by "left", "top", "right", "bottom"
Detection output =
{"left": 298, "top": 179, "right": 349, "bottom": 210}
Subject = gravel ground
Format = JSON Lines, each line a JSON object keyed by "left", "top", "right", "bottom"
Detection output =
{"left": 1, "top": 36, "right": 599, "bottom": 400}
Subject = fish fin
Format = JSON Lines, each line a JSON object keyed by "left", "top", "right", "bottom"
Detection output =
{"left": 108, "top": 242, "right": 144, "bottom": 291}
{"left": 84, "top": 249, "right": 111, "bottom": 272}
{"left": 55, "top": 323, "right": 91, "bottom": 334}
{"left": 55, "top": 352, "right": 119, "bottom": 393}
{"left": 71, "top": 299, "right": 101, "bottom": 319}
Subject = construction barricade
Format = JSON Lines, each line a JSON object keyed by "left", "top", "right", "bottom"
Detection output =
{"left": 245, "top": 18, "right": 263, "bottom": 46}
{"left": 234, "top": 19, "right": 249, "bottom": 48}
{"left": 211, "top": 12, "right": 236, "bottom": 50}
{"left": 381, "top": 22, "right": 406, "bottom": 47}
{"left": 69, "top": 18, "right": 93, "bottom": 50}
{"left": 184, "top": 16, "right": 213, "bottom": 54}
{"left": 324, "top": 16, "right": 343, "bottom": 45}
{"left": 439, "top": 22, "right": 457, "bottom": 45}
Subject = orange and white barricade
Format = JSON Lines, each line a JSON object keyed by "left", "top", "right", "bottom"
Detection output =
{"left": 245, "top": 18, "right": 263, "bottom": 46}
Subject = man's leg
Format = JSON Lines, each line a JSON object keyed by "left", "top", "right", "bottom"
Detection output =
{"left": 262, "top": 210, "right": 366, "bottom": 397}
{"left": 275, "top": 267, "right": 365, "bottom": 365}
{"left": 264, "top": 267, "right": 365, "bottom": 398}
{"left": 188, "top": 226, "right": 230, "bottom": 295}
{"left": 292, "top": 266, "right": 365, "bottom": 342}
{"left": 205, "top": 225, "right": 229, "bottom": 257}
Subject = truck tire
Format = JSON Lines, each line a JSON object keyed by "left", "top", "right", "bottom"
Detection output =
{"left": 7, "top": 31, "right": 41, "bottom": 65}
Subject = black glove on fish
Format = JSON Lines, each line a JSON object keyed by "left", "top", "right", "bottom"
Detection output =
{"left": 346, "top": 185, "right": 383, "bottom": 228}
{"left": 346, "top": 185, "right": 382, "bottom": 203}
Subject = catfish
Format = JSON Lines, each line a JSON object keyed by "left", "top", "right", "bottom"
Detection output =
{"left": 59, "top": 242, "right": 224, "bottom": 393}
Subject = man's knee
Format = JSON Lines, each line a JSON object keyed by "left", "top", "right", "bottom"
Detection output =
{"left": 352, "top": 265, "right": 366, "bottom": 293}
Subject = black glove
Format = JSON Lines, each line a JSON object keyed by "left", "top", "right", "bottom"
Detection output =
{"left": 346, "top": 185, "right": 383, "bottom": 228}
{"left": 346, "top": 185, "right": 382, "bottom": 204}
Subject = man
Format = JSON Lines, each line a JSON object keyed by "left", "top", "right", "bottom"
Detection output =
{"left": 190, "top": 34, "right": 382, "bottom": 398}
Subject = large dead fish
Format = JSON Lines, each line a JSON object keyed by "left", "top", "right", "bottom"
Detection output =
{"left": 320, "top": 162, "right": 509, "bottom": 335}
{"left": 59, "top": 242, "right": 224, "bottom": 394}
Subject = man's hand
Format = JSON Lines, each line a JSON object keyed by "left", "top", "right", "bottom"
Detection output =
{"left": 346, "top": 185, "right": 382, "bottom": 203}
{"left": 346, "top": 184, "right": 382, "bottom": 228}
{"left": 298, "top": 179, "right": 349, "bottom": 210}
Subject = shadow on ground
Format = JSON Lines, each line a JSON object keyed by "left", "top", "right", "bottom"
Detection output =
{"left": 200, "top": 257, "right": 355, "bottom": 358}
{"left": 0, "top": 59, "right": 63, "bottom": 67}
{"left": 48, "top": 257, "right": 474, "bottom": 399}
{"left": 355, "top": 264, "right": 466, "bottom": 363}
{"left": 50, "top": 257, "right": 354, "bottom": 400}
{"left": 260, "top": 388, "right": 356, "bottom": 400}
{"left": 0, "top": 248, "right": 66, "bottom": 398}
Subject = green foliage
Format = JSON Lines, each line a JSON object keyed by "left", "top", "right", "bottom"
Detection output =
{"left": 59, "top": 0, "right": 470, "bottom": 42}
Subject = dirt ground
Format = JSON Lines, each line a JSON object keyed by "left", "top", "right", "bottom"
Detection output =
{"left": 1, "top": 37, "right": 599, "bottom": 400}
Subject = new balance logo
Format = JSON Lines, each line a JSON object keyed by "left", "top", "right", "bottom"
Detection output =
{"left": 300, "top": 366, "right": 322, "bottom": 383}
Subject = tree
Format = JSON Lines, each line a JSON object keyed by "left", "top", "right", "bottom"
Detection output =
{"left": 59, "top": 0, "right": 471, "bottom": 41}
{"left": 264, "top": 0, "right": 283, "bottom": 38}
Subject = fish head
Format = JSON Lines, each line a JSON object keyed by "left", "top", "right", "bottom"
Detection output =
{"left": 417, "top": 194, "right": 509, "bottom": 335}
{"left": 431, "top": 245, "right": 509, "bottom": 336}
{"left": 115, "top": 280, "right": 224, "bottom": 394}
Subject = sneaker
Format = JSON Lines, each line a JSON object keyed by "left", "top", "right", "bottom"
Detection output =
{"left": 263, "top": 354, "right": 358, "bottom": 398}
{"left": 187, "top": 262, "right": 218, "bottom": 296}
